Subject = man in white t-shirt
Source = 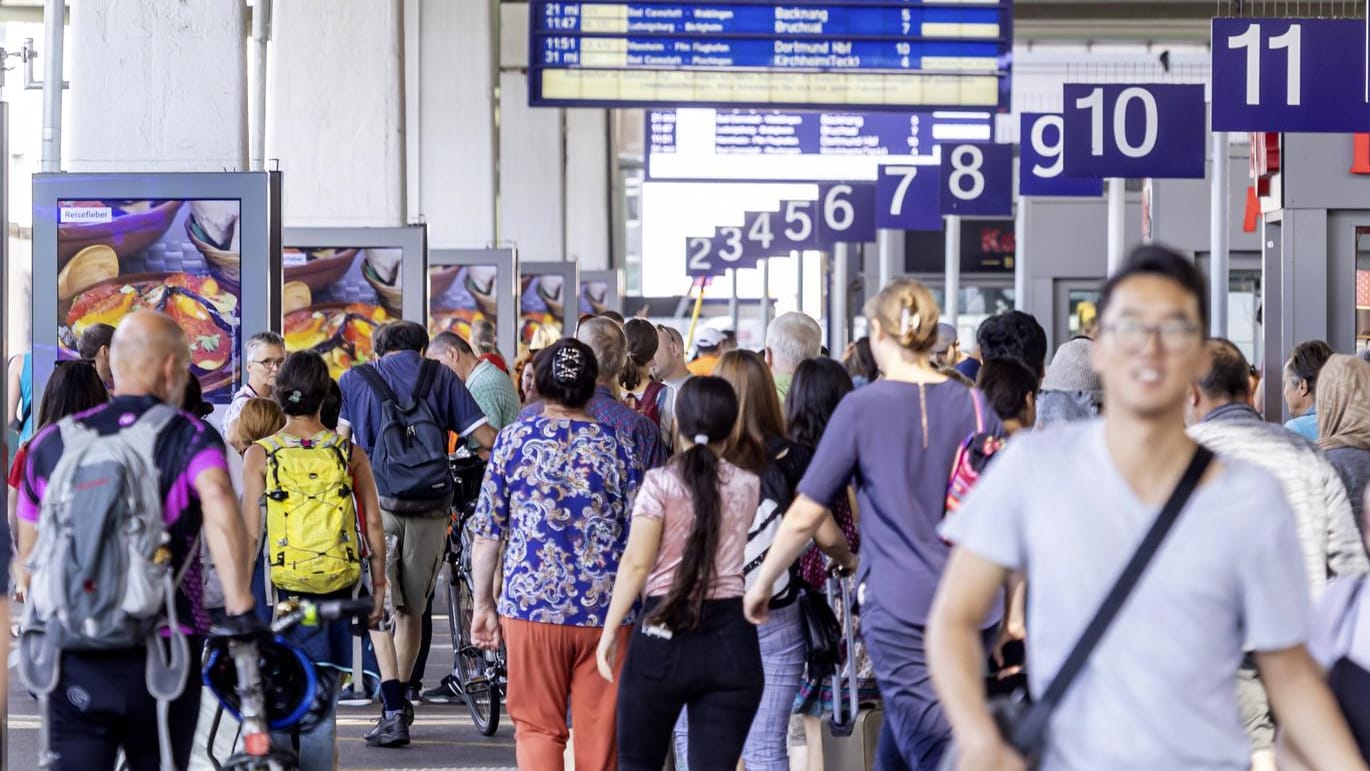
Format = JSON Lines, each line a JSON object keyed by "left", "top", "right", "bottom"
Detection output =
{"left": 222, "top": 331, "right": 285, "bottom": 436}
{"left": 929, "top": 246, "right": 1367, "bottom": 771}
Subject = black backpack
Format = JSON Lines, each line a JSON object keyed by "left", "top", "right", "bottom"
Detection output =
{"left": 355, "top": 360, "right": 454, "bottom": 513}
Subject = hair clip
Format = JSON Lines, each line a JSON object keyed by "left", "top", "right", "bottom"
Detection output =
{"left": 693, "top": 433, "right": 709, "bottom": 445}
{"left": 288, "top": 390, "right": 302, "bottom": 403}
{"left": 900, "top": 307, "right": 920, "bottom": 336}
{"left": 553, "top": 346, "right": 585, "bottom": 383}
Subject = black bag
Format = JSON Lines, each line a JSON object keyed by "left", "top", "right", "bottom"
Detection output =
{"left": 355, "top": 360, "right": 453, "bottom": 513}
{"left": 940, "top": 446, "right": 1213, "bottom": 769}
{"left": 798, "top": 584, "right": 843, "bottom": 683}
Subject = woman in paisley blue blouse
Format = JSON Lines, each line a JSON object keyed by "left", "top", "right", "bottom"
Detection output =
{"left": 469, "top": 338, "right": 641, "bottom": 771}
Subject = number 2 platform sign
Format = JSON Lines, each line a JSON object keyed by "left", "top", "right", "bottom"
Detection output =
{"left": 1212, "top": 19, "right": 1370, "bottom": 132}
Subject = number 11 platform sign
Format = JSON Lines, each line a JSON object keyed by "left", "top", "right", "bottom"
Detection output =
{"left": 1212, "top": 19, "right": 1370, "bottom": 132}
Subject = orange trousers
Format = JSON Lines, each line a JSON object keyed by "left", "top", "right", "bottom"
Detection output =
{"left": 502, "top": 617, "right": 631, "bottom": 771}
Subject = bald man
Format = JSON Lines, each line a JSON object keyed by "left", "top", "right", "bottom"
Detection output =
{"left": 16, "top": 311, "right": 256, "bottom": 771}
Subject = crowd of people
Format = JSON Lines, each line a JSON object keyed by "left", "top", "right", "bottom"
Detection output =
{"left": 6, "top": 244, "right": 1370, "bottom": 770}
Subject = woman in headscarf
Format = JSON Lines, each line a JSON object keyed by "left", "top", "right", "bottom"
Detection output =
{"left": 1317, "top": 354, "right": 1370, "bottom": 537}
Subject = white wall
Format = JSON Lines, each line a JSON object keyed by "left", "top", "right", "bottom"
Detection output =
{"left": 269, "top": 0, "right": 404, "bottom": 225}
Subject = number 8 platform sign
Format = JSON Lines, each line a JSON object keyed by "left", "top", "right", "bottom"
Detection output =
{"left": 1062, "top": 83, "right": 1206, "bottom": 179}
{"left": 1212, "top": 19, "right": 1370, "bottom": 132}
{"left": 939, "top": 143, "right": 1013, "bottom": 216}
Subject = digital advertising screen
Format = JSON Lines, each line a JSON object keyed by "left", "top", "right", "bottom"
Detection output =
{"left": 281, "top": 247, "right": 403, "bottom": 380}
{"left": 429, "top": 264, "right": 500, "bottom": 341}
{"left": 580, "top": 278, "right": 611, "bottom": 315}
{"left": 56, "top": 199, "right": 242, "bottom": 401}
{"left": 521, "top": 272, "right": 569, "bottom": 346}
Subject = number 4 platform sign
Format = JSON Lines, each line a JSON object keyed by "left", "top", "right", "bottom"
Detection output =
{"left": 1212, "top": 19, "right": 1370, "bottom": 132}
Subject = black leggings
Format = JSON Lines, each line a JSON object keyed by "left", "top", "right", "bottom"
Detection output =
{"left": 616, "top": 597, "right": 764, "bottom": 771}
{"left": 47, "top": 641, "right": 203, "bottom": 771}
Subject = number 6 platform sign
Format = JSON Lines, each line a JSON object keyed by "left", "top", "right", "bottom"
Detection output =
{"left": 1062, "top": 84, "right": 1206, "bottom": 179}
{"left": 1212, "top": 19, "right": 1370, "bottom": 132}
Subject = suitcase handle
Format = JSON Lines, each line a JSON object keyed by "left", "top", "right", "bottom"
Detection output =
{"left": 826, "top": 571, "right": 860, "bottom": 735}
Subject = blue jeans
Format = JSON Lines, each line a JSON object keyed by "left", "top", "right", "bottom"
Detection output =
{"left": 673, "top": 601, "right": 805, "bottom": 770}
{"left": 863, "top": 591, "right": 996, "bottom": 771}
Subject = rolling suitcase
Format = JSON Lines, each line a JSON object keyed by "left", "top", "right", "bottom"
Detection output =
{"left": 821, "top": 575, "right": 882, "bottom": 771}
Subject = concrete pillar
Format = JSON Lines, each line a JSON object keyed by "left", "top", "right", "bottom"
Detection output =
{"left": 68, "top": 0, "right": 246, "bottom": 172}
{"left": 269, "top": 0, "right": 404, "bottom": 225}
{"left": 417, "top": 0, "right": 495, "bottom": 247}
{"left": 566, "top": 109, "right": 610, "bottom": 269}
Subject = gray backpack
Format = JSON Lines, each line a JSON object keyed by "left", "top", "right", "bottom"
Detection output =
{"left": 18, "top": 405, "right": 194, "bottom": 771}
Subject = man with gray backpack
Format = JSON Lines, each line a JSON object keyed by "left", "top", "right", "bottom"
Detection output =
{"left": 15, "top": 311, "right": 257, "bottom": 771}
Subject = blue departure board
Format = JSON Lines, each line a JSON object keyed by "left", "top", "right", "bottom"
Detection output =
{"left": 529, "top": 1, "right": 1013, "bottom": 111}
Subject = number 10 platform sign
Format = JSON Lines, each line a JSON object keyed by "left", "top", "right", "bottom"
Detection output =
{"left": 1212, "top": 19, "right": 1370, "bottom": 132}
{"left": 1062, "top": 83, "right": 1206, "bottom": 179}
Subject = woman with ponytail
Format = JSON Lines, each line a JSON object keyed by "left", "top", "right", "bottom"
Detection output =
{"left": 621, "top": 318, "right": 674, "bottom": 440}
{"left": 596, "top": 376, "right": 765, "bottom": 770}
{"left": 744, "top": 279, "right": 1005, "bottom": 770}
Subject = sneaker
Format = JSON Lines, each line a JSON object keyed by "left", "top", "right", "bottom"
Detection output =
{"left": 406, "top": 682, "right": 422, "bottom": 704}
{"left": 421, "top": 675, "right": 466, "bottom": 705}
{"left": 363, "top": 711, "right": 410, "bottom": 748}
{"left": 403, "top": 699, "right": 415, "bottom": 727}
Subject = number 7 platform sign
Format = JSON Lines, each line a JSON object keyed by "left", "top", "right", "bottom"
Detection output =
{"left": 1212, "top": 19, "right": 1370, "bottom": 132}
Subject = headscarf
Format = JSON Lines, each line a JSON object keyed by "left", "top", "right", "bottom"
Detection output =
{"left": 1316, "top": 354, "right": 1370, "bottom": 450}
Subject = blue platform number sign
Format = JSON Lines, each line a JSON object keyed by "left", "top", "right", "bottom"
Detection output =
{"left": 876, "top": 164, "right": 940, "bottom": 231}
{"left": 939, "top": 143, "right": 1013, "bottom": 216}
{"left": 685, "top": 236, "right": 717, "bottom": 277}
{"left": 1020, "top": 113, "right": 1104, "bottom": 197}
{"left": 816, "top": 182, "right": 877, "bottom": 246}
{"left": 742, "top": 211, "right": 785, "bottom": 260}
{"left": 770, "top": 201, "right": 818, "bottom": 252}
{"left": 714, "top": 225, "right": 753, "bottom": 271}
{"left": 1062, "top": 84, "right": 1206, "bottom": 179}
{"left": 1211, "top": 19, "right": 1370, "bottom": 133}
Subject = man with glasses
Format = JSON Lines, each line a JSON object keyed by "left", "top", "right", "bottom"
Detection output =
{"left": 223, "top": 331, "right": 285, "bottom": 436}
{"left": 929, "top": 246, "right": 1367, "bottom": 770}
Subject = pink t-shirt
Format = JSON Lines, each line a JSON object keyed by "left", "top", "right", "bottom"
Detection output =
{"left": 635, "top": 460, "right": 760, "bottom": 599}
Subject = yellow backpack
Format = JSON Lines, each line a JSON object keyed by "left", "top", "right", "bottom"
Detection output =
{"left": 256, "top": 430, "right": 362, "bottom": 595}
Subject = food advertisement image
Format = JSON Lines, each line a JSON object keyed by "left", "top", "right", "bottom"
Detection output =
{"left": 429, "top": 264, "right": 499, "bottom": 342}
{"left": 580, "top": 279, "right": 610, "bottom": 316}
{"left": 282, "top": 247, "right": 402, "bottom": 381}
{"left": 521, "top": 273, "right": 565, "bottom": 347}
{"left": 57, "top": 199, "right": 242, "bottom": 402}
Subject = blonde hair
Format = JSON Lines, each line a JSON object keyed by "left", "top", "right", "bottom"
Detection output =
{"left": 863, "top": 279, "right": 940, "bottom": 353}
{"left": 231, "top": 397, "right": 286, "bottom": 449}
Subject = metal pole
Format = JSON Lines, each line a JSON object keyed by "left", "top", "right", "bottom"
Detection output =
{"left": 760, "top": 257, "right": 771, "bottom": 330}
{"left": 1107, "top": 178, "right": 1127, "bottom": 275}
{"left": 251, "top": 0, "right": 272, "bottom": 171}
{"left": 877, "top": 228, "right": 900, "bottom": 290}
{"left": 1210, "top": 132, "right": 1231, "bottom": 339}
{"left": 1, "top": 99, "right": 10, "bottom": 771}
{"left": 832, "top": 245, "right": 849, "bottom": 354}
{"left": 1014, "top": 199, "right": 1027, "bottom": 312}
{"left": 729, "top": 268, "right": 740, "bottom": 334}
{"left": 795, "top": 250, "right": 804, "bottom": 316}
{"left": 944, "top": 216, "right": 961, "bottom": 322}
{"left": 39, "top": 0, "right": 63, "bottom": 172}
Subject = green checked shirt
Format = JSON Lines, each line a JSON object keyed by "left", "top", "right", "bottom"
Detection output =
{"left": 467, "top": 359, "right": 522, "bottom": 434}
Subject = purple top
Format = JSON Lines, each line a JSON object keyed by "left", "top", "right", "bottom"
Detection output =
{"left": 797, "top": 379, "right": 1003, "bottom": 627}
{"left": 19, "top": 395, "right": 230, "bottom": 634}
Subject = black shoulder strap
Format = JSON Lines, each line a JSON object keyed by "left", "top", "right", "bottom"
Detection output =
{"left": 1011, "top": 445, "right": 1214, "bottom": 753}
{"left": 355, "top": 364, "right": 399, "bottom": 405}
{"left": 413, "top": 359, "right": 439, "bottom": 402}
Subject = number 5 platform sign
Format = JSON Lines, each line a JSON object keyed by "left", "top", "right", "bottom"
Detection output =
{"left": 1212, "top": 19, "right": 1370, "bottom": 132}
{"left": 1020, "top": 113, "right": 1104, "bottom": 197}
{"left": 1062, "top": 84, "right": 1206, "bottom": 179}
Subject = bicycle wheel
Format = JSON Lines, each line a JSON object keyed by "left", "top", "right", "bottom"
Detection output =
{"left": 455, "top": 573, "right": 501, "bottom": 734}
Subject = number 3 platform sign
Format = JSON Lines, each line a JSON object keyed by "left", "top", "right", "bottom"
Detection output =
{"left": 1212, "top": 19, "right": 1370, "bottom": 133}
{"left": 1062, "top": 83, "right": 1207, "bottom": 179}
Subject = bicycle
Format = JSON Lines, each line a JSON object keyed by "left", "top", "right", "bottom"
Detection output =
{"left": 202, "top": 597, "right": 375, "bottom": 771}
{"left": 444, "top": 455, "right": 508, "bottom": 737}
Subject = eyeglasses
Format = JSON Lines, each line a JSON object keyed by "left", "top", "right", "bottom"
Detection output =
{"left": 250, "top": 358, "right": 284, "bottom": 369}
{"left": 1101, "top": 319, "right": 1200, "bottom": 354}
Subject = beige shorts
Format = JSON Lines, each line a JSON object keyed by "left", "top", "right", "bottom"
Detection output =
{"left": 381, "top": 507, "right": 449, "bottom": 614}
